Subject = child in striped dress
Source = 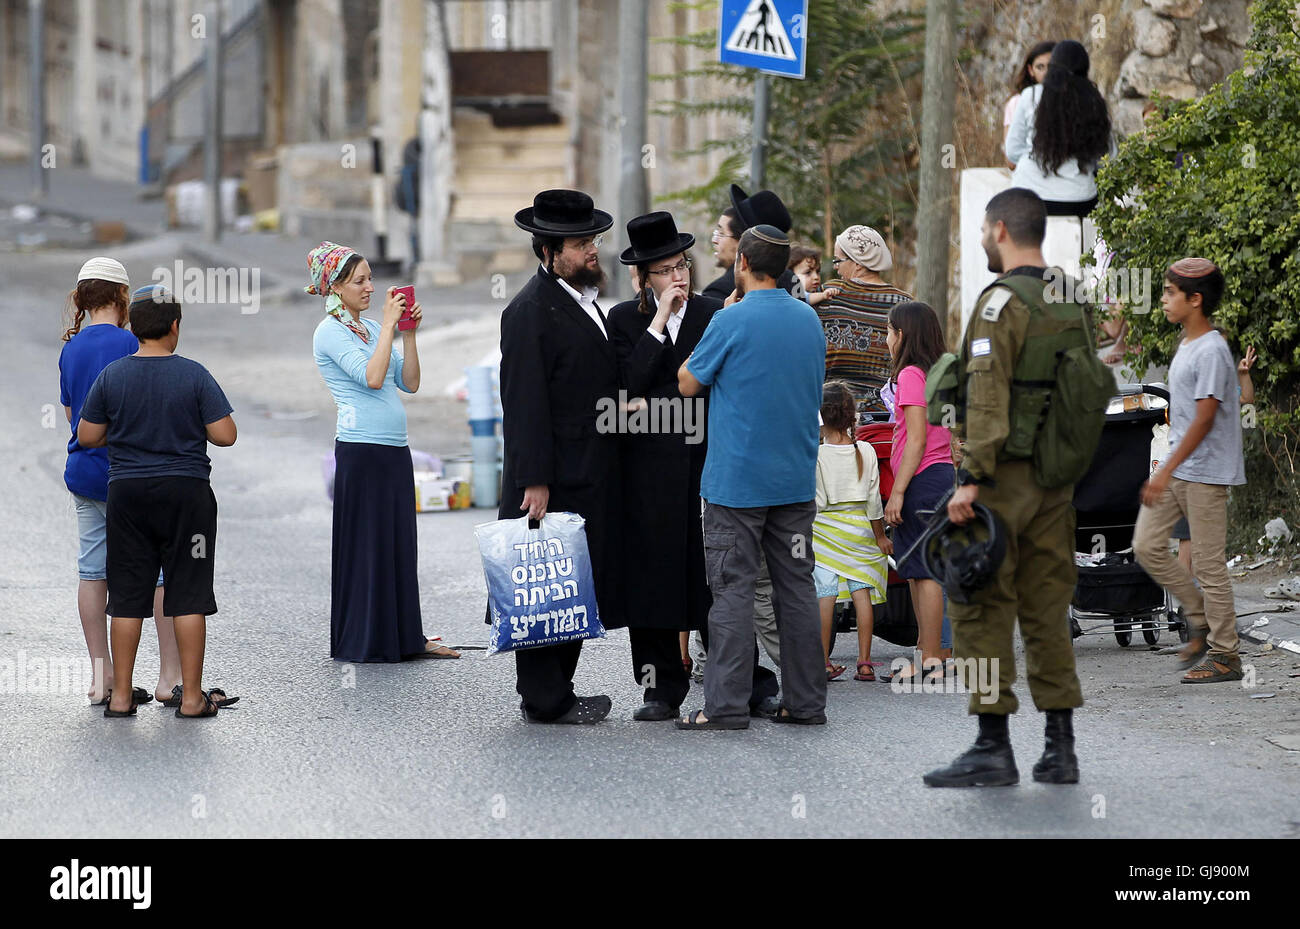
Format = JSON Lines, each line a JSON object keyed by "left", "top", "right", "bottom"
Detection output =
{"left": 813, "top": 381, "right": 893, "bottom": 681}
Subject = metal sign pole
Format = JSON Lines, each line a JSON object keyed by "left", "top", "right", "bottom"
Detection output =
{"left": 751, "top": 73, "right": 768, "bottom": 189}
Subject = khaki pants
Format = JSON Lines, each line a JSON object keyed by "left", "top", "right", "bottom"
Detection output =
{"left": 949, "top": 460, "right": 1083, "bottom": 715}
{"left": 1134, "top": 477, "right": 1237, "bottom": 659}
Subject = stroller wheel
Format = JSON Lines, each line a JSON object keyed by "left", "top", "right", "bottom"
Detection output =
{"left": 1114, "top": 628, "right": 1132, "bottom": 647}
{"left": 1142, "top": 626, "right": 1160, "bottom": 646}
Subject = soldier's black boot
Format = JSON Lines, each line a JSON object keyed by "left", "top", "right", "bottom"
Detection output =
{"left": 922, "top": 713, "right": 1019, "bottom": 787}
{"left": 1032, "top": 709, "right": 1079, "bottom": 784}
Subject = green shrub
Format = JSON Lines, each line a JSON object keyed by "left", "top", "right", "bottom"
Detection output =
{"left": 1093, "top": 0, "right": 1300, "bottom": 545}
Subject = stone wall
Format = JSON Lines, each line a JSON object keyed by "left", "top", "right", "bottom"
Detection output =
{"left": 940, "top": 0, "right": 1253, "bottom": 166}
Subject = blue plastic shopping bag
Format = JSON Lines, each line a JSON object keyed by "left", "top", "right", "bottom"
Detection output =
{"left": 475, "top": 512, "right": 606, "bottom": 656}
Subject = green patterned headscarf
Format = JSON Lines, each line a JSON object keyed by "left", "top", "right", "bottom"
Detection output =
{"left": 305, "top": 241, "right": 368, "bottom": 341}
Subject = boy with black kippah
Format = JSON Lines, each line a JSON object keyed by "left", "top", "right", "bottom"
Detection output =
{"left": 1134, "top": 258, "right": 1246, "bottom": 684}
{"left": 77, "top": 285, "right": 239, "bottom": 718}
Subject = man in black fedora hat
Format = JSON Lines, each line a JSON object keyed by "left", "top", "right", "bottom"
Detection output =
{"left": 496, "top": 188, "right": 623, "bottom": 724}
{"left": 702, "top": 184, "right": 805, "bottom": 304}
{"left": 604, "top": 211, "right": 723, "bottom": 720}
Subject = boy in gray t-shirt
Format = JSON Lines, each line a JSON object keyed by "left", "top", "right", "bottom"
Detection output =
{"left": 1134, "top": 258, "right": 1246, "bottom": 683}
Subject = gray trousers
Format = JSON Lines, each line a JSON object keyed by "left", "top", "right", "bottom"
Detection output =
{"left": 702, "top": 500, "right": 827, "bottom": 722}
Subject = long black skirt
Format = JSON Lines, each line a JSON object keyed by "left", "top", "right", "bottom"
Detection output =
{"left": 331, "top": 441, "right": 426, "bottom": 662}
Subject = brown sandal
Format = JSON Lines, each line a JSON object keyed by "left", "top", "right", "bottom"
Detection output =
{"left": 1181, "top": 656, "right": 1243, "bottom": 684}
{"left": 854, "top": 660, "right": 877, "bottom": 682}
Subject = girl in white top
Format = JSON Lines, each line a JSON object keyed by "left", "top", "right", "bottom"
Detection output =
{"left": 812, "top": 381, "right": 893, "bottom": 682}
{"left": 1004, "top": 40, "right": 1113, "bottom": 215}
{"left": 1002, "top": 41, "right": 1055, "bottom": 168}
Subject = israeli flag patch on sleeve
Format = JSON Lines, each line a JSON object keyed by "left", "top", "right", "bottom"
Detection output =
{"left": 972, "top": 337, "right": 992, "bottom": 357}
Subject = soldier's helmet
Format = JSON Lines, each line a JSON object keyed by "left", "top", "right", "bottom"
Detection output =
{"left": 921, "top": 505, "right": 1007, "bottom": 604}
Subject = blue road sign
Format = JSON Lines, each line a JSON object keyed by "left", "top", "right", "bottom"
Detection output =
{"left": 718, "top": 0, "right": 808, "bottom": 79}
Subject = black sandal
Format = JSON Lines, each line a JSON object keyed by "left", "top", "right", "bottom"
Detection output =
{"left": 175, "top": 691, "right": 219, "bottom": 718}
{"left": 104, "top": 697, "right": 139, "bottom": 718}
{"left": 771, "top": 706, "right": 827, "bottom": 725}
{"left": 94, "top": 686, "right": 153, "bottom": 707}
{"left": 163, "top": 685, "right": 238, "bottom": 708}
{"left": 674, "top": 709, "right": 749, "bottom": 730}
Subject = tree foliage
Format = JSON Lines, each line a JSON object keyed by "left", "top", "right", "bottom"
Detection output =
{"left": 1093, "top": 0, "right": 1300, "bottom": 535}
{"left": 653, "top": 0, "right": 925, "bottom": 257}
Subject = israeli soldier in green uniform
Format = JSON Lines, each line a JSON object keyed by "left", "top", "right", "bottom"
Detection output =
{"left": 923, "top": 188, "right": 1106, "bottom": 788}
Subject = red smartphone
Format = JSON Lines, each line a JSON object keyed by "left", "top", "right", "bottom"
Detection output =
{"left": 394, "top": 285, "right": 417, "bottom": 331}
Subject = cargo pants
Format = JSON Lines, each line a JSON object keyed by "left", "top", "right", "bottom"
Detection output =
{"left": 949, "top": 460, "right": 1084, "bottom": 715}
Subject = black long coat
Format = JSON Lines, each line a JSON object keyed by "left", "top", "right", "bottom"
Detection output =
{"left": 606, "top": 293, "right": 722, "bottom": 630}
{"left": 496, "top": 268, "right": 623, "bottom": 628}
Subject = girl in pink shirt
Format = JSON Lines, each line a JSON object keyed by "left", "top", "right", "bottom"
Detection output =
{"left": 883, "top": 301, "right": 955, "bottom": 685}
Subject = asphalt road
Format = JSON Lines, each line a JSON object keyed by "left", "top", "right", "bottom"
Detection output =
{"left": 2, "top": 241, "right": 1298, "bottom": 838}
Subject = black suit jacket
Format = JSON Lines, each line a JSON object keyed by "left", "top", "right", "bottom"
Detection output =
{"left": 496, "top": 267, "right": 623, "bottom": 626}
{"left": 606, "top": 293, "right": 722, "bottom": 630}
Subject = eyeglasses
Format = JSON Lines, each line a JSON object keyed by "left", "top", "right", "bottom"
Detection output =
{"left": 711, "top": 226, "right": 737, "bottom": 240}
{"left": 646, "top": 258, "right": 692, "bottom": 278}
{"left": 570, "top": 234, "right": 606, "bottom": 253}
{"left": 830, "top": 256, "right": 850, "bottom": 266}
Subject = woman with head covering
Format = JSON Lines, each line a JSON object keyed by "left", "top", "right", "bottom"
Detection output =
{"left": 818, "top": 225, "right": 913, "bottom": 422}
{"left": 1004, "top": 39, "right": 1113, "bottom": 216}
{"left": 59, "top": 257, "right": 178, "bottom": 706}
{"left": 308, "top": 242, "right": 459, "bottom": 661}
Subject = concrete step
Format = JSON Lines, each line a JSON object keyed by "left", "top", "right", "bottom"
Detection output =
{"left": 452, "top": 139, "right": 569, "bottom": 171}
{"left": 451, "top": 191, "right": 544, "bottom": 222}
{"left": 453, "top": 166, "right": 567, "bottom": 195}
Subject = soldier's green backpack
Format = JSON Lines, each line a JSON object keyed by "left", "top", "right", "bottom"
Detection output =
{"left": 926, "top": 272, "right": 1117, "bottom": 489}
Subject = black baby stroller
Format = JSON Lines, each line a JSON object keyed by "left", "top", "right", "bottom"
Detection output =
{"left": 1069, "top": 383, "right": 1187, "bottom": 646}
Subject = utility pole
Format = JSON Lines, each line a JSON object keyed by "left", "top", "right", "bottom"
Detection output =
{"left": 750, "top": 73, "right": 769, "bottom": 188}
{"left": 617, "top": 0, "right": 649, "bottom": 230}
{"left": 203, "top": 0, "right": 223, "bottom": 242}
{"left": 915, "top": 0, "right": 956, "bottom": 324}
{"left": 28, "top": 0, "right": 47, "bottom": 200}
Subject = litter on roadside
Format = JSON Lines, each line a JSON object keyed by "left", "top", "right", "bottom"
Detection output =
{"left": 1260, "top": 517, "right": 1293, "bottom": 549}
{"left": 1265, "top": 734, "right": 1300, "bottom": 752}
{"left": 1249, "top": 692, "right": 1276, "bottom": 699}
{"left": 1263, "top": 577, "right": 1300, "bottom": 601}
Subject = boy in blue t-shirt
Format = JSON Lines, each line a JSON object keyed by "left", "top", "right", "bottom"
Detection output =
{"left": 675, "top": 224, "right": 828, "bottom": 729}
{"left": 1134, "top": 258, "right": 1246, "bottom": 684}
{"left": 78, "top": 285, "right": 239, "bottom": 718}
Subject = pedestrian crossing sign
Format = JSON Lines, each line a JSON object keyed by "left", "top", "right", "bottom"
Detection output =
{"left": 718, "top": 0, "right": 808, "bottom": 79}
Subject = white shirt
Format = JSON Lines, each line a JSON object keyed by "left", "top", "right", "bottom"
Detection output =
{"left": 1004, "top": 84, "right": 1109, "bottom": 204}
{"left": 646, "top": 292, "right": 686, "bottom": 344}
{"left": 553, "top": 269, "right": 607, "bottom": 339}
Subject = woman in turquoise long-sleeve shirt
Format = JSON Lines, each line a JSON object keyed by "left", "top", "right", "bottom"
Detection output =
{"left": 308, "top": 241, "right": 459, "bottom": 662}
